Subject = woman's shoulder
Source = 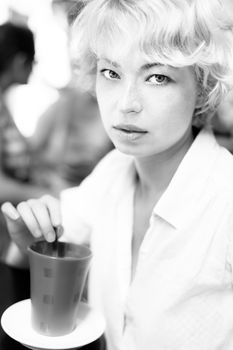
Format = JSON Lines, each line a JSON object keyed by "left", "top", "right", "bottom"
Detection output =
{"left": 61, "top": 149, "right": 133, "bottom": 199}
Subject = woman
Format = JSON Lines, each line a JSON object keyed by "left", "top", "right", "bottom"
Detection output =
{"left": 2, "top": 1, "right": 233, "bottom": 349}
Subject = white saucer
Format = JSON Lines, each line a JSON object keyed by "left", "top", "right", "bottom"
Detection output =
{"left": 1, "top": 299, "right": 105, "bottom": 350}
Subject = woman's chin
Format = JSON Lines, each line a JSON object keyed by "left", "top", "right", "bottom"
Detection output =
{"left": 114, "top": 143, "right": 146, "bottom": 157}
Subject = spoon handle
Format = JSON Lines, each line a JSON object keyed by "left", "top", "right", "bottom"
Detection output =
{"left": 52, "top": 227, "right": 59, "bottom": 256}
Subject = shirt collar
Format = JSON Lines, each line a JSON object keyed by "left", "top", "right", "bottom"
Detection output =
{"left": 153, "top": 127, "right": 220, "bottom": 229}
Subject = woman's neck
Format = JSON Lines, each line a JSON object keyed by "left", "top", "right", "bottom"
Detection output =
{"left": 134, "top": 129, "right": 194, "bottom": 198}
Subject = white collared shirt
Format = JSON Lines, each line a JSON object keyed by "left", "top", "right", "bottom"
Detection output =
{"left": 61, "top": 128, "right": 233, "bottom": 350}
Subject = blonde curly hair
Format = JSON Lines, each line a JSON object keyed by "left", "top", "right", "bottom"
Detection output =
{"left": 70, "top": 0, "right": 233, "bottom": 126}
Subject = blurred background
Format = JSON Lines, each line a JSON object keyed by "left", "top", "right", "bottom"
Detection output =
{"left": 0, "top": 0, "right": 76, "bottom": 137}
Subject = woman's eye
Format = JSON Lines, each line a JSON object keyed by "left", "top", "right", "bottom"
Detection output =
{"left": 147, "top": 74, "right": 169, "bottom": 85}
{"left": 101, "top": 69, "right": 120, "bottom": 80}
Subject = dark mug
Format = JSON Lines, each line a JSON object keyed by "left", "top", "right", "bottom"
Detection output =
{"left": 28, "top": 240, "right": 92, "bottom": 336}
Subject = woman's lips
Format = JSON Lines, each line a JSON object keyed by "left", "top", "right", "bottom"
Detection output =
{"left": 113, "top": 124, "right": 148, "bottom": 141}
{"left": 113, "top": 124, "right": 147, "bottom": 133}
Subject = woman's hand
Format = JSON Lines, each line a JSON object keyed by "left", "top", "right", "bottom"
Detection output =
{"left": 1, "top": 195, "right": 63, "bottom": 254}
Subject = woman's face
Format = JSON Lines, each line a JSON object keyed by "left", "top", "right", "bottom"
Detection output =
{"left": 95, "top": 42, "right": 198, "bottom": 158}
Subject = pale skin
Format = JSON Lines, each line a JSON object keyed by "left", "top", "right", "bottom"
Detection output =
{"left": 1, "top": 40, "right": 198, "bottom": 276}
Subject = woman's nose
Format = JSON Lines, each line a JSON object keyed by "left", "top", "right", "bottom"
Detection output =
{"left": 119, "top": 83, "right": 142, "bottom": 115}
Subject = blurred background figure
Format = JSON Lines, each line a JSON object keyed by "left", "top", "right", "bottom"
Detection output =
{"left": 0, "top": 22, "right": 51, "bottom": 204}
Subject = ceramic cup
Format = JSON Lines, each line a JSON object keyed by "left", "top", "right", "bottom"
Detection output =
{"left": 28, "top": 240, "right": 92, "bottom": 336}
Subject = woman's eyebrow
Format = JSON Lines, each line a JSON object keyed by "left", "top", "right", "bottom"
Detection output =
{"left": 140, "top": 62, "right": 164, "bottom": 71}
{"left": 140, "top": 63, "right": 178, "bottom": 74}
{"left": 97, "top": 57, "right": 120, "bottom": 68}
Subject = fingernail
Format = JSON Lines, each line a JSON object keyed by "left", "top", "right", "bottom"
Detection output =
{"left": 47, "top": 231, "right": 55, "bottom": 242}
{"left": 1, "top": 204, "right": 20, "bottom": 220}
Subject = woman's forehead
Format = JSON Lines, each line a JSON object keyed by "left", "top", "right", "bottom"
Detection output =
{"left": 96, "top": 40, "right": 158, "bottom": 68}
{"left": 95, "top": 36, "right": 182, "bottom": 70}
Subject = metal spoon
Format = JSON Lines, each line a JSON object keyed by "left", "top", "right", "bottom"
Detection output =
{"left": 52, "top": 227, "right": 59, "bottom": 256}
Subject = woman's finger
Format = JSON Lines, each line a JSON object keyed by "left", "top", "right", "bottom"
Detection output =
{"left": 1, "top": 202, "right": 36, "bottom": 252}
{"left": 26, "top": 198, "right": 56, "bottom": 242}
{"left": 40, "top": 195, "right": 62, "bottom": 226}
{"left": 16, "top": 201, "right": 43, "bottom": 239}
{"left": 1, "top": 202, "right": 20, "bottom": 220}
